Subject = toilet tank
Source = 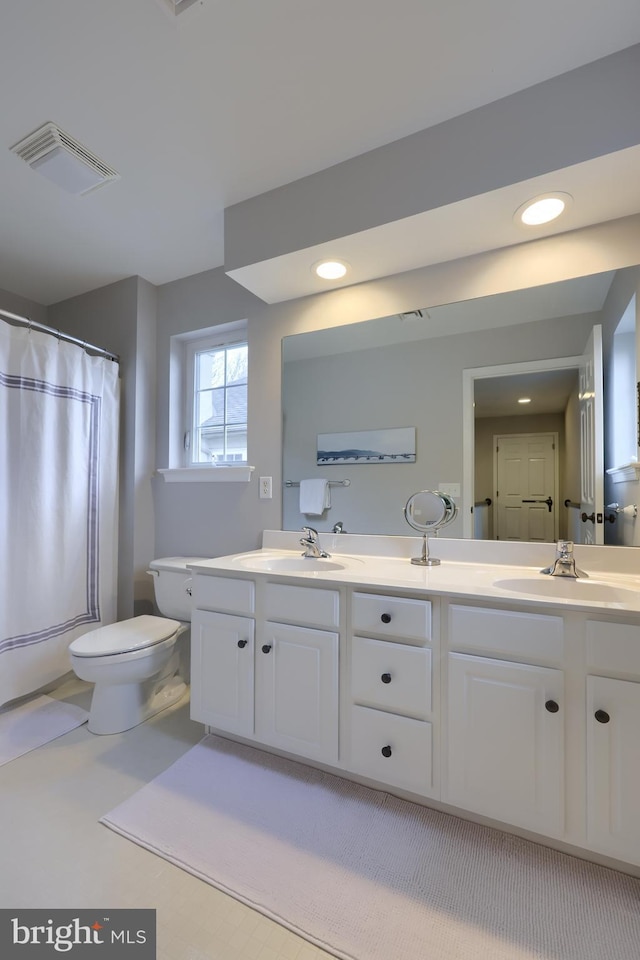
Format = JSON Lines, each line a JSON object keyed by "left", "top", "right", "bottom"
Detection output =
{"left": 147, "top": 557, "right": 206, "bottom": 621}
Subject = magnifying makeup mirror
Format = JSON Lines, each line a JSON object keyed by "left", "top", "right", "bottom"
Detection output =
{"left": 404, "top": 490, "right": 458, "bottom": 565}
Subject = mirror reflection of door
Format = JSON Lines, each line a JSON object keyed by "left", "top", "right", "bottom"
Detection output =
{"left": 468, "top": 324, "right": 604, "bottom": 543}
{"left": 494, "top": 434, "right": 558, "bottom": 542}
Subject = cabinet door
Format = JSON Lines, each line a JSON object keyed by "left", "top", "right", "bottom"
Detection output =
{"left": 190, "top": 610, "right": 254, "bottom": 736}
{"left": 587, "top": 675, "right": 640, "bottom": 863}
{"left": 447, "top": 653, "right": 564, "bottom": 837}
{"left": 255, "top": 622, "right": 339, "bottom": 763}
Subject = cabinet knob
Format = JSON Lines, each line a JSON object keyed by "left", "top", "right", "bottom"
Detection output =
{"left": 237, "top": 639, "right": 248, "bottom": 649}
{"left": 545, "top": 700, "right": 559, "bottom": 713}
{"left": 595, "top": 709, "right": 610, "bottom": 724}
{"left": 381, "top": 745, "right": 392, "bottom": 758}
{"left": 380, "top": 613, "right": 392, "bottom": 624}
{"left": 261, "top": 644, "right": 272, "bottom": 654}
{"left": 380, "top": 672, "right": 392, "bottom": 684}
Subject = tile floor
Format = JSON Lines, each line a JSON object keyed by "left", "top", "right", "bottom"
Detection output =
{"left": 0, "top": 678, "right": 335, "bottom": 960}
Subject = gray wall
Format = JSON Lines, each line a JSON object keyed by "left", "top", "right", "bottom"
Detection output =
{"left": 0, "top": 287, "right": 48, "bottom": 327}
{"left": 153, "top": 268, "right": 269, "bottom": 559}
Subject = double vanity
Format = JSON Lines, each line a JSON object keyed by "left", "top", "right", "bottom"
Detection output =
{"left": 187, "top": 530, "right": 640, "bottom": 875}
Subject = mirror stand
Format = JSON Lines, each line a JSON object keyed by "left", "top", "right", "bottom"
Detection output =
{"left": 412, "top": 531, "right": 439, "bottom": 566}
{"left": 404, "top": 490, "right": 458, "bottom": 565}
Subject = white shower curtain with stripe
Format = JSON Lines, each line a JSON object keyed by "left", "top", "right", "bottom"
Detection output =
{"left": 0, "top": 319, "right": 119, "bottom": 706}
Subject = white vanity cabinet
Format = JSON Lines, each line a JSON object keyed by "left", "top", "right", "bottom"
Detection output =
{"left": 349, "top": 592, "right": 435, "bottom": 796}
{"left": 188, "top": 550, "right": 640, "bottom": 873}
{"left": 190, "top": 574, "right": 339, "bottom": 765}
{"left": 447, "top": 604, "right": 565, "bottom": 837}
{"left": 585, "top": 620, "right": 640, "bottom": 863}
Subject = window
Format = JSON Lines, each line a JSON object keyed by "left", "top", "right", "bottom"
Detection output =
{"left": 185, "top": 334, "right": 248, "bottom": 465}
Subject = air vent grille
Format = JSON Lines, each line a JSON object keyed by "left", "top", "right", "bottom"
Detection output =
{"left": 10, "top": 122, "right": 119, "bottom": 194}
{"left": 159, "top": 0, "right": 201, "bottom": 14}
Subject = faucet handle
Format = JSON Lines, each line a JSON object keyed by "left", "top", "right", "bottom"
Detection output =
{"left": 557, "top": 540, "right": 574, "bottom": 556}
{"left": 301, "top": 526, "right": 318, "bottom": 540}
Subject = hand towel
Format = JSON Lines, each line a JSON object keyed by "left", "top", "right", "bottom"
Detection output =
{"left": 299, "top": 479, "right": 331, "bottom": 516}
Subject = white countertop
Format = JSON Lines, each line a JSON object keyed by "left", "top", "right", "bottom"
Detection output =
{"left": 188, "top": 532, "right": 640, "bottom": 614}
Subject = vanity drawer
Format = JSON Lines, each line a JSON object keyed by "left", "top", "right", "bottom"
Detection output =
{"left": 265, "top": 583, "right": 339, "bottom": 628}
{"left": 352, "top": 592, "right": 431, "bottom": 643}
{"left": 192, "top": 574, "right": 255, "bottom": 615}
{"left": 448, "top": 604, "right": 563, "bottom": 664}
{"left": 350, "top": 705, "right": 432, "bottom": 795}
{"left": 351, "top": 636, "right": 431, "bottom": 719}
{"left": 586, "top": 620, "right": 640, "bottom": 678}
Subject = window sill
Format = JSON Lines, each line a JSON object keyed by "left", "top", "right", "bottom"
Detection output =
{"left": 606, "top": 461, "right": 640, "bottom": 484}
{"left": 157, "top": 466, "right": 255, "bottom": 483}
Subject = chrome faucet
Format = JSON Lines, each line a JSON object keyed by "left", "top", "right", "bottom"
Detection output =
{"left": 540, "top": 540, "right": 588, "bottom": 578}
{"left": 332, "top": 521, "right": 346, "bottom": 534}
{"left": 299, "top": 526, "right": 330, "bottom": 558}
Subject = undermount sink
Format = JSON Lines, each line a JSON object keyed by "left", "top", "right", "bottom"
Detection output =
{"left": 493, "top": 576, "right": 639, "bottom": 604}
{"left": 234, "top": 553, "right": 361, "bottom": 573}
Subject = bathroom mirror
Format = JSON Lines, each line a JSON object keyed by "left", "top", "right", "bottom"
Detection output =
{"left": 404, "top": 490, "right": 458, "bottom": 565}
{"left": 282, "top": 266, "right": 639, "bottom": 543}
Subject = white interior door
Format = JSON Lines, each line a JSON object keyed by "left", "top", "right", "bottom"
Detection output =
{"left": 579, "top": 325, "right": 604, "bottom": 544}
{"left": 494, "top": 434, "right": 558, "bottom": 542}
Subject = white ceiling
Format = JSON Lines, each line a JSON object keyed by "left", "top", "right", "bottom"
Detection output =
{"left": 2, "top": 1, "right": 640, "bottom": 306}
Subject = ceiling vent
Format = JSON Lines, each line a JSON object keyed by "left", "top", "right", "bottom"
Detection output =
{"left": 158, "top": 0, "right": 201, "bottom": 15}
{"left": 10, "top": 122, "right": 120, "bottom": 196}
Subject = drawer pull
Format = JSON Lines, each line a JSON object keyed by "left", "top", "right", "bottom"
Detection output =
{"left": 237, "top": 639, "right": 248, "bottom": 649}
{"left": 545, "top": 699, "right": 559, "bottom": 713}
{"left": 381, "top": 745, "right": 392, "bottom": 758}
{"left": 380, "top": 613, "right": 392, "bottom": 624}
{"left": 595, "top": 709, "right": 610, "bottom": 724}
{"left": 262, "top": 644, "right": 272, "bottom": 654}
{"left": 380, "top": 672, "right": 392, "bottom": 684}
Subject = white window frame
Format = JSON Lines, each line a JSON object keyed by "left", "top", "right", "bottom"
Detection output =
{"left": 183, "top": 324, "right": 248, "bottom": 468}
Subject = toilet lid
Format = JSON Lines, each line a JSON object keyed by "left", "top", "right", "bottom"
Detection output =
{"left": 69, "top": 615, "right": 182, "bottom": 657}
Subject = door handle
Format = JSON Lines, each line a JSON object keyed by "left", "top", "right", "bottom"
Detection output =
{"left": 522, "top": 497, "right": 553, "bottom": 512}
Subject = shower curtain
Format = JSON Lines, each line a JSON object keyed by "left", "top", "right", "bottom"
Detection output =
{"left": 0, "top": 319, "right": 119, "bottom": 706}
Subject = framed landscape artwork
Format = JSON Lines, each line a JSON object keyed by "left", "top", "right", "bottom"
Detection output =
{"left": 317, "top": 427, "right": 416, "bottom": 465}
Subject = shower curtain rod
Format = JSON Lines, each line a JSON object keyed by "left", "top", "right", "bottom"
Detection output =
{"left": 0, "top": 307, "right": 120, "bottom": 363}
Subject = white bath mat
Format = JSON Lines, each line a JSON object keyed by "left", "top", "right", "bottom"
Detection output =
{"left": 101, "top": 734, "right": 640, "bottom": 960}
{"left": 0, "top": 694, "right": 88, "bottom": 766}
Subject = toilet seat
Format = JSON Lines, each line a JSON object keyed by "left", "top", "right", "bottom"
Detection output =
{"left": 69, "top": 614, "right": 182, "bottom": 658}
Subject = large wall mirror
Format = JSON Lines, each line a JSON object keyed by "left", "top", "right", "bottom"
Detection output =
{"left": 282, "top": 266, "right": 640, "bottom": 546}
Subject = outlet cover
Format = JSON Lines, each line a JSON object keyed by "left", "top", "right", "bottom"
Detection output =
{"left": 259, "top": 476, "right": 273, "bottom": 499}
{"left": 438, "top": 482, "right": 460, "bottom": 498}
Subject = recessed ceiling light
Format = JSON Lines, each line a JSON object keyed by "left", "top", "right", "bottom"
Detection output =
{"left": 516, "top": 192, "right": 572, "bottom": 226}
{"left": 518, "top": 397, "right": 532, "bottom": 404}
{"left": 313, "top": 259, "right": 349, "bottom": 280}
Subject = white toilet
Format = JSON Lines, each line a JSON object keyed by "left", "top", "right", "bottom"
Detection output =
{"left": 69, "top": 556, "right": 204, "bottom": 735}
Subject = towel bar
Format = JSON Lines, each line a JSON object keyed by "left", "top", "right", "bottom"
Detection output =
{"left": 285, "top": 479, "right": 351, "bottom": 487}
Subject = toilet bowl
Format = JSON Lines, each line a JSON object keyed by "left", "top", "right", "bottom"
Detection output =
{"left": 69, "top": 556, "right": 205, "bottom": 734}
